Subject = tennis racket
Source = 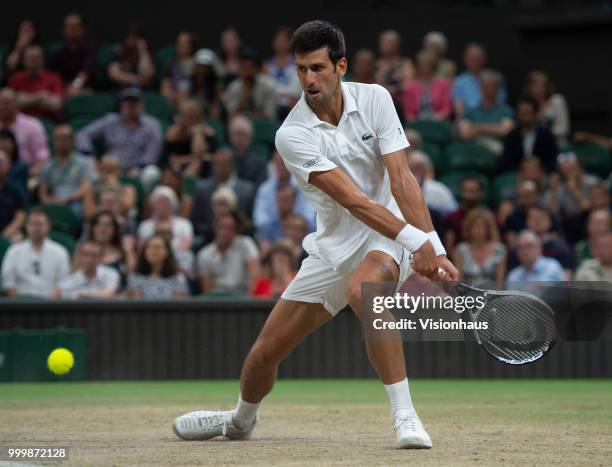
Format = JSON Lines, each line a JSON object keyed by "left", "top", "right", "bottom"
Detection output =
{"left": 448, "top": 281, "right": 559, "bottom": 365}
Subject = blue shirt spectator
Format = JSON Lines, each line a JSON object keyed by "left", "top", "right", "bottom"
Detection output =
{"left": 507, "top": 230, "right": 565, "bottom": 283}
{"left": 253, "top": 151, "right": 316, "bottom": 232}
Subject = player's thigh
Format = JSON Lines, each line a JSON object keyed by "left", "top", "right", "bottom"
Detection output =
{"left": 250, "top": 298, "right": 333, "bottom": 364}
{"left": 346, "top": 250, "right": 400, "bottom": 318}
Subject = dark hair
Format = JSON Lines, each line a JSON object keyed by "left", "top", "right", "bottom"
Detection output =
{"left": 137, "top": 234, "right": 178, "bottom": 278}
{"left": 0, "top": 129, "right": 20, "bottom": 163}
{"left": 291, "top": 20, "right": 346, "bottom": 65}
{"left": 88, "top": 210, "right": 122, "bottom": 249}
{"left": 517, "top": 95, "right": 539, "bottom": 112}
{"left": 213, "top": 210, "right": 244, "bottom": 234}
{"left": 28, "top": 207, "right": 49, "bottom": 222}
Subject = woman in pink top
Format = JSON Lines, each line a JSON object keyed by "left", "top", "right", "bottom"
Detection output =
{"left": 402, "top": 50, "right": 451, "bottom": 122}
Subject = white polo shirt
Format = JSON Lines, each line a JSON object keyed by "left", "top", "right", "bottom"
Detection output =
{"left": 275, "top": 82, "right": 409, "bottom": 271}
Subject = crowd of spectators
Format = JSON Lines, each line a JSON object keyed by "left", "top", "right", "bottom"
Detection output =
{"left": 0, "top": 14, "right": 611, "bottom": 301}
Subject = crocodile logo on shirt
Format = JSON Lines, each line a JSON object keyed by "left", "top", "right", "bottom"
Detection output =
{"left": 361, "top": 133, "right": 375, "bottom": 141}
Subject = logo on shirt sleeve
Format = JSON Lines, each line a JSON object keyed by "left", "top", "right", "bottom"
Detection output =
{"left": 303, "top": 156, "right": 321, "bottom": 168}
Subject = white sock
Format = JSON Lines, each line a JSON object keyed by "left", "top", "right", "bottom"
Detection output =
{"left": 384, "top": 378, "right": 415, "bottom": 419}
{"left": 233, "top": 395, "right": 260, "bottom": 428}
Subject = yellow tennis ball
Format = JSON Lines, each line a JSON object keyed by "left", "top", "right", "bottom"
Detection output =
{"left": 47, "top": 348, "right": 75, "bottom": 376}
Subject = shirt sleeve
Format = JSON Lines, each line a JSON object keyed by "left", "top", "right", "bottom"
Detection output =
{"left": 1, "top": 247, "right": 17, "bottom": 291}
{"left": 275, "top": 126, "right": 337, "bottom": 185}
{"left": 372, "top": 85, "right": 409, "bottom": 156}
{"left": 242, "top": 236, "right": 260, "bottom": 260}
{"left": 197, "top": 250, "right": 212, "bottom": 277}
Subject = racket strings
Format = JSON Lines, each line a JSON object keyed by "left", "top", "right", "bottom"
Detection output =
{"left": 476, "top": 294, "right": 557, "bottom": 365}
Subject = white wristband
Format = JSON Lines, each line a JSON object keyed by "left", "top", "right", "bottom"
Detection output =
{"left": 395, "top": 224, "right": 429, "bottom": 253}
{"left": 427, "top": 231, "right": 446, "bottom": 256}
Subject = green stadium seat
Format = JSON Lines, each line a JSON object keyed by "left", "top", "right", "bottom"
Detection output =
{"left": 421, "top": 142, "right": 445, "bottom": 175}
{"left": 492, "top": 171, "right": 519, "bottom": 206}
{"left": 567, "top": 142, "right": 612, "bottom": 179}
{"left": 64, "top": 93, "right": 115, "bottom": 122}
{"left": 38, "top": 117, "right": 55, "bottom": 150}
{"left": 48, "top": 230, "right": 76, "bottom": 257}
{"left": 43, "top": 41, "right": 64, "bottom": 60}
{"left": 95, "top": 43, "right": 118, "bottom": 90}
{"left": 37, "top": 205, "right": 81, "bottom": 238}
{"left": 143, "top": 91, "right": 174, "bottom": 127}
{"left": 0, "top": 235, "right": 11, "bottom": 267}
{"left": 155, "top": 45, "right": 176, "bottom": 72}
{"left": 68, "top": 116, "right": 97, "bottom": 132}
{"left": 405, "top": 120, "right": 453, "bottom": 145}
{"left": 205, "top": 118, "right": 226, "bottom": 145}
{"left": 445, "top": 142, "right": 497, "bottom": 175}
{"left": 182, "top": 175, "right": 198, "bottom": 198}
{"left": 251, "top": 119, "right": 280, "bottom": 155}
{"left": 439, "top": 171, "right": 490, "bottom": 205}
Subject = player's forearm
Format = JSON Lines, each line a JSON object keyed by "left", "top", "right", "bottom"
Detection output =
{"left": 390, "top": 169, "right": 434, "bottom": 233}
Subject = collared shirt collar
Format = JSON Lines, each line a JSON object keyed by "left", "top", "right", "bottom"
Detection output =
{"left": 301, "top": 82, "right": 358, "bottom": 128}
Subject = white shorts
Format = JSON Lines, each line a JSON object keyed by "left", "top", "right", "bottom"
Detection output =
{"left": 281, "top": 232, "right": 412, "bottom": 316}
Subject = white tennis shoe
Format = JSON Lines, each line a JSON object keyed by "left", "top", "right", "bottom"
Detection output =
{"left": 393, "top": 411, "right": 432, "bottom": 449}
{"left": 173, "top": 410, "right": 256, "bottom": 441}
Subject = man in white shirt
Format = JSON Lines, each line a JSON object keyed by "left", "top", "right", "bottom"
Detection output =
{"left": 174, "top": 20, "right": 458, "bottom": 449}
{"left": 1, "top": 208, "right": 70, "bottom": 297}
{"left": 54, "top": 240, "right": 119, "bottom": 299}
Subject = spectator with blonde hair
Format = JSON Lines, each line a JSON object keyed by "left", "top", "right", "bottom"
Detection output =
{"left": 452, "top": 209, "right": 506, "bottom": 283}
{"left": 402, "top": 49, "right": 451, "bottom": 122}
{"left": 422, "top": 31, "right": 456, "bottom": 79}
{"left": 137, "top": 185, "right": 194, "bottom": 275}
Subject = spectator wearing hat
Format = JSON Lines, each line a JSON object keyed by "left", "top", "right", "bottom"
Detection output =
{"left": 48, "top": 13, "right": 97, "bottom": 96}
{"left": 8, "top": 45, "right": 64, "bottom": 120}
{"left": 76, "top": 87, "right": 162, "bottom": 189}
{"left": 227, "top": 115, "right": 268, "bottom": 185}
{"left": 160, "top": 31, "right": 197, "bottom": 107}
{"left": 108, "top": 25, "right": 155, "bottom": 91}
{"left": 53, "top": 240, "right": 120, "bottom": 299}
{"left": 0, "top": 88, "right": 49, "bottom": 176}
{"left": 39, "top": 124, "right": 97, "bottom": 220}
{"left": 189, "top": 48, "right": 223, "bottom": 120}
{"left": 222, "top": 49, "right": 277, "bottom": 120}
{"left": 544, "top": 152, "right": 599, "bottom": 220}
{"left": 137, "top": 185, "right": 194, "bottom": 276}
{"left": 501, "top": 96, "right": 559, "bottom": 173}
{"left": 1, "top": 208, "right": 70, "bottom": 297}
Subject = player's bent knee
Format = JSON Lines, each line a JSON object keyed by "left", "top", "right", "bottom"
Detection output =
{"left": 247, "top": 336, "right": 287, "bottom": 369}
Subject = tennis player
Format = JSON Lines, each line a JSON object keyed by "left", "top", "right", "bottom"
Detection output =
{"left": 173, "top": 20, "right": 458, "bottom": 449}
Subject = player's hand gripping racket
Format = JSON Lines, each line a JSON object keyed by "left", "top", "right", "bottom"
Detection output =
{"left": 443, "top": 278, "right": 559, "bottom": 365}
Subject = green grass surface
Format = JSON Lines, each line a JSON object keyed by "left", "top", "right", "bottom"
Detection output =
{"left": 2, "top": 379, "right": 612, "bottom": 416}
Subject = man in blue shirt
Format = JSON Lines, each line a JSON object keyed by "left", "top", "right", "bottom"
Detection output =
{"left": 452, "top": 43, "right": 506, "bottom": 117}
{"left": 507, "top": 230, "right": 565, "bottom": 284}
